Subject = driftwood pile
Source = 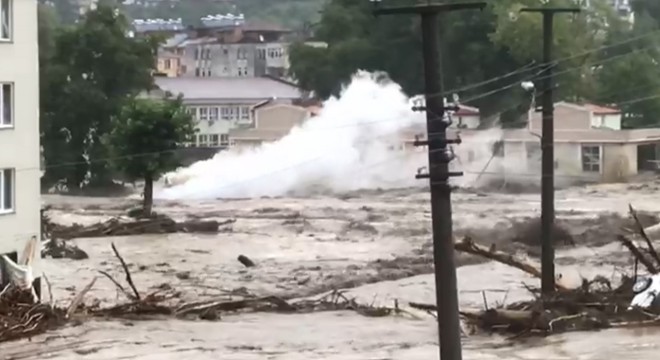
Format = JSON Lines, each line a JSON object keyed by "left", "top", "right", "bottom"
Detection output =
{"left": 44, "top": 213, "right": 235, "bottom": 240}
{"left": 444, "top": 204, "right": 660, "bottom": 338}
{"left": 0, "top": 243, "right": 400, "bottom": 344}
{"left": 0, "top": 287, "right": 66, "bottom": 343}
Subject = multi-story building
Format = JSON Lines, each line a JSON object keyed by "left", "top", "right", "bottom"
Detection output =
{"left": 149, "top": 76, "right": 304, "bottom": 148}
{"left": 176, "top": 20, "right": 295, "bottom": 79}
{"left": 0, "top": 0, "right": 42, "bottom": 294}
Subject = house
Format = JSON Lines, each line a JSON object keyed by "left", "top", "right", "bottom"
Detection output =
{"left": 0, "top": 0, "right": 42, "bottom": 295}
{"left": 228, "top": 101, "right": 317, "bottom": 150}
{"left": 400, "top": 102, "right": 660, "bottom": 184}
{"left": 156, "top": 49, "right": 184, "bottom": 77}
{"left": 150, "top": 76, "right": 304, "bottom": 148}
{"left": 163, "top": 18, "right": 324, "bottom": 79}
{"left": 454, "top": 105, "right": 480, "bottom": 129}
{"left": 528, "top": 102, "right": 623, "bottom": 131}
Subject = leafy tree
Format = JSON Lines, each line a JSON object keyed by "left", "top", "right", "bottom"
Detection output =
{"left": 288, "top": 0, "right": 526, "bottom": 119}
{"left": 40, "top": 4, "right": 160, "bottom": 190}
{"left": 106, "top": 96, "right": 195, "bottom": 216}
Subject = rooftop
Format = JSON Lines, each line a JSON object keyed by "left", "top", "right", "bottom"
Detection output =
{"left": 583, "top": 103, "right": 621, "bottom": 115}
{"left": 153, "top": 77, "right": 303, "bottom": 101}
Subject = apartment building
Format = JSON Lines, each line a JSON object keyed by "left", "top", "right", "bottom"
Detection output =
{"left": 0, "top": 0, "right": 42, "bottom": 294}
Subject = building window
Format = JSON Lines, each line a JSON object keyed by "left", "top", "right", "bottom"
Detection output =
{"left": 209, "top": 107, "right": 219, "bottom": 121}
{"left": 210, "top": 134, "right": 219, "bottom": 147}
{"left": 195, "top": 67, "right": 201, "bottom": 77}
{"left": 198, "top": 134, "right": 208, "bottom": 147}
{"left": 205, "top": 48, "right": 211, "bottom": 60}
{"left": 194, "top": 47, "right": 200, "bottom": 60}
{"left": 220, "top": 134, "right": 229, "bottom": 146}
{"left": 221, "top": 107, "right": 232, "bottom": 120}
{"left": 581, "top": 145, "right": 601, "bottom": 172}
{"left": 164, "top": 59, "right": 171, "bottom": 69}
{"left": 0, "top": 168, "right": 14, "bottom": 213}
{"left": 186, "top": 107, "right": 196, "bottom": 119}
{"left": 0, "top": 0, "right": 10, "bottom": 41}
{"left": 0, "top": 83, "right": 12, "bottom": 127}
{"left": 199, "top": 107, "right": 209, "bottom": 121}
{"left": 240, "top": 106, "right": 250, "bottom": 121}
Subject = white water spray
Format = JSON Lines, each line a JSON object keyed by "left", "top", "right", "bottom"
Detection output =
{"left": 157, "top": 72, "right": 431, "bottom": 200}
{"left": 156, "top": 71, "right": 518, "bottom": 200}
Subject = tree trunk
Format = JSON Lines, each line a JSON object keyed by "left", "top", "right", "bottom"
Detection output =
{"left": 143, "top": 173, "right": 153, "bottom": 217}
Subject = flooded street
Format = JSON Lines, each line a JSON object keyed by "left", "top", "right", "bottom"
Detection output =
{"left": 4, "top": 182, "right": 660, "bottom": 359}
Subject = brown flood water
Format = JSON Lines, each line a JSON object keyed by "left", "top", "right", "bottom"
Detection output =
{"left": 3, "top": 183, "right": 660, "bottom": 359}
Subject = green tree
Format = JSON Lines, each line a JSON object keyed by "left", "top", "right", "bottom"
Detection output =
{"left": 288, "top": 0, "right": 528, "bottom": 121}
{"left": 106, "top": 96, "right": 195, "bottom": 216}
{"left": 41, "top": 4, "right": 160, "bottom": 191}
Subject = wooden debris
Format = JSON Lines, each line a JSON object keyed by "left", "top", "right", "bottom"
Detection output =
{"left": 111, "top": 243, "right": 141, "bottom": 301}
{"left": 452, "top": 203, "right": 660, "bottom": 338}
{"left": 46, "top": 213, "right": 229, "bottom": 240}
{"left": 617, "top": 235, "right": 658, "bottom": 274}
{"left": 41, "top": 239, "right": 89, "bottom": 260}
{"left": 629, "top": 204, "right": 660, "bottom": 268}
{"left": 454, "top": 236, "right": 569, "bottom": 291}
{"left": 0, "top": 287, "right": 65, "bottom": 343}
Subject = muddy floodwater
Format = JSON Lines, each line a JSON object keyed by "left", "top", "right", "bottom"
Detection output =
{"left": 4, "top": 183, "right": 660, "bottom": 359}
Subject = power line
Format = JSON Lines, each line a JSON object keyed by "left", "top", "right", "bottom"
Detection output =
{"left": 31, "top": 82, "right": 660, "bottom": 181}
{"left": 427, "top": 27, "right": 660, "bottom": 101}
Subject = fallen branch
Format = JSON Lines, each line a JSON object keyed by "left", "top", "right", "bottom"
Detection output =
{"left": 454, "top": 237, "right": 569, "bottom": 291}
{"left": 98, "top": 270, "right": 135, "bottom": 301}
{"left": 111, "top": 243, "right": 141, "bottom": 301}
{"left": 629, "top": 204, "right": 660, "bottom": 267}
{"left": 617, "top": 235, "right": 658, "bottom": 274}
{"left": 47, "top": 214, "right": 228, "bottom": 240}
{"left": 66, "top": 277, "right": 97, "bottom": 319}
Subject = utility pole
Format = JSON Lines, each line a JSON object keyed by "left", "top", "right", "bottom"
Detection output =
{"left": 373, "top": 2, "right": 485, "bottom": 360}
{"left": 520, "top": 6, "right": 579, "bottom": 296}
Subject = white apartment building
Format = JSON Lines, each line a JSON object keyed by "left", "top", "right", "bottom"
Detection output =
{"left": 0, "top": 0, "right": 41, "bottom": 294}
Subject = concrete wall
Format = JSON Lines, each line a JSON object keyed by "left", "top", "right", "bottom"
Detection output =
{"left": 530, "top": 104, "right": 591, "bottom": 132}
{"left": 187, "top": 103, "right": 254, "bottom": 145}
{"left": 522, "top": 141, "right": 638, "bottom": 183}
{"left": 181, "top": 43, "right": 258, "bottom": 78}
{"left": 156, "top": 55, "right": 181, "bottom": 77}
{"left": 591, "top": 113, "right": 622, "bottom": 130}
{"left": 453, "top": 114, "right": 479, "bottom": 129}
{"left": 0, "top": 0, "right": 41, "bottom": 264}
{"left": 254, "top": 104, "right": 307, "bottom": 130}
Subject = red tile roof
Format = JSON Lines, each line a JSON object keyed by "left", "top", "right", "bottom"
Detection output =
{"left": 584, "top": 103, "right": 621, "bottom": 115}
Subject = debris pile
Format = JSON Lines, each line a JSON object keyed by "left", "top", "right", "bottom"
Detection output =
{"left": 0, "top": 242, "right": 403, "bottom": 345}
{"left": 448, "top": 204, "right": 660, "bottom": 338}
{"left": 0, "top": 287, "right": 65, "bottom": 343}
{"left": 41, "top": 239, "right": 89, "bottom": 260}
{"left": 45, "top": 213, "right": 235, "bottom": 240}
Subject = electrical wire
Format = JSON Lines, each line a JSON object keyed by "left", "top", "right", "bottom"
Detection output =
{"left": 426, "top": 28, "right": 660, "bottom": 101}
{"left": 21, "top": 36, "right": 660, "bottom": 191}
{"left": 27, "top": 76, "right": 660, "bottom": 182}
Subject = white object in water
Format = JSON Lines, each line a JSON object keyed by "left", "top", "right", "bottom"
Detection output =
{"left": 629, "top": 274, "right": 660, "bottom": 310}
{"left": 0, "top": 236, "right": 38, "bottom": 302}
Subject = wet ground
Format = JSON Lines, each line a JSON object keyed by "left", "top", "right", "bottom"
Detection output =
{"left": 4, "top": 182, "right": 660, "bottom": 359}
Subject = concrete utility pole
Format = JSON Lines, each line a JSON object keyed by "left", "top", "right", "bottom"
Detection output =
{"left": 520, "top": 6, "right": 580, "bottom": 296}
{"left": 373, "top": 2, "right": 485, "bottom": 360}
